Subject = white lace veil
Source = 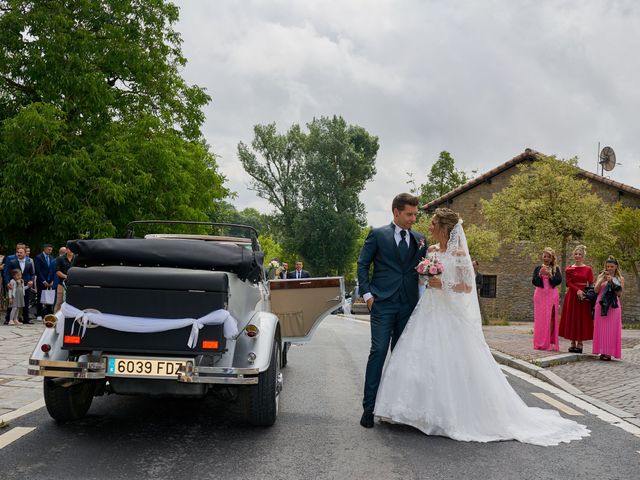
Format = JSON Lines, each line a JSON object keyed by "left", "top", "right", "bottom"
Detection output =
{"left": 439, "top": 220, "right": 483, "bottom": 329}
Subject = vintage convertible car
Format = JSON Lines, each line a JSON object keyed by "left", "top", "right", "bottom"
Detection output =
{"left": 28, "top": 221, "right": 344, "bottom": 426}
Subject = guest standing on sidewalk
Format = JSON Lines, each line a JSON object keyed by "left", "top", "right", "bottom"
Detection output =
{"left": 54, "top": 247, "right": 75, "bottom": 313}
{"left": 7, "top": 269, "right": 25, "bottom": 325}
{"left": 592, "top": 256, "right": 624, "bottom": 361}
{"left": 559, "top": 245, "right": 594, "bottom": 354}
{"left": 532, "top": 247, "right": 562, "bottom": 351}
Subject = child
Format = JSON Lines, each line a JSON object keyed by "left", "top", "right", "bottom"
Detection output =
{"left": 8, "top": 269, "right": 25, "bottom": 325}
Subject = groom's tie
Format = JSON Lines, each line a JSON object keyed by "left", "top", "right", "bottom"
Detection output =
{"left": 399, "top": 230, "right": 409, "bottom": 260}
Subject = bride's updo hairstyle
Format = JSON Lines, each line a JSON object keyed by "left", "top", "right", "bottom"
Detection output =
{"left": 433, "top": 208, "right": 460, "bottom": 238}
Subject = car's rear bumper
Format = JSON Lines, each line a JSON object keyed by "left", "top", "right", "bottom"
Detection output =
{"left": 28, "top": 358, "right": 259, "bottom": 385}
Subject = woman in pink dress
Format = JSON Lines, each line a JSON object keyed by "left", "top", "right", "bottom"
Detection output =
{"left": 559, "top": 245, "right": 594, "bottom": 353}
{"left": 592, "top": 256, "right": 624, "bottom": 361}
{"left": 532, "top": 247, "right": 562, "bottom": 351}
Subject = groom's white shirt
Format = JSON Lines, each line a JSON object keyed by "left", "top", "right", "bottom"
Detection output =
{"left": 362, "top": 222, "right": 410, "bottom": 302}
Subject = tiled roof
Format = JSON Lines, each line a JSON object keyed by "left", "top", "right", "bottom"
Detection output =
{"left": 422, "top": 148, "right": 640, "bottom": 210}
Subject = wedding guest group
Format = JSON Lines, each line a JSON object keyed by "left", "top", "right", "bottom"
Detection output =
{"left": 3, "top": 245, "right": 35, "bottom": 324}
{"left": 592, "top": 256, "right": 624, "bottom": 361}
{"left": 1, "top": 242, "right": 70, "bottom": 324}
{"left": 532, "top": 247, "right": 562, "bottom": 351}
{"left": 559, "top": 245, "right": 594, "bottom": 353}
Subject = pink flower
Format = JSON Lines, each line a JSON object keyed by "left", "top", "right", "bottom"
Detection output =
{"left": 428, "top": 265, "right": 439, "bottom": 275}
{"left": 416, "top": 262, "right": 427, "bottom": 274}
{"left": 436, "top": 263, "right": 444, "bottom": 273}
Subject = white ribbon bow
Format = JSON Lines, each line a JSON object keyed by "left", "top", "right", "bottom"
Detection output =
{"left": 59, "top": 303, "right": 238, "bottom": 349}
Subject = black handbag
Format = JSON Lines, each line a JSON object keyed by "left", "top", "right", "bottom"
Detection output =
{"left": 583, "top": 286, "right": 597, "bottom": 303}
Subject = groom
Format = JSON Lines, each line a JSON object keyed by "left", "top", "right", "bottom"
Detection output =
{"left": 357, "top": 193, "right": 426, "bottom": 428}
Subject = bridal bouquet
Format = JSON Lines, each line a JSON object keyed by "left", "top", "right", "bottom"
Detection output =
{"left": 267, "top": 260, "right": 281, "bottom": 277}
{"left": 416, "top": 253, "right": 444, "bottom": 282}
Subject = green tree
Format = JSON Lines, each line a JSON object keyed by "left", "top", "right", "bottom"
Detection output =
{"left": 419, "top": 151, "right": 471, "bottom": 204}
{"left": 237, "top": 123, "right": 305, "bottom": 234}
{"left": 0, "top": 1, "right": 228, "bottom": 247}
{"left": 465, "top": 224, "right": 500, "bottom": 263}
{"left": 588, "top": 203, "right": 640, "bottom": 298}
{"left": 0, "top": 0, "right": 207, "bottom": 138}
{"left": 481, "top": 155, "right": 607, "bottom": 278}
{"left": 238, "top": 116, "right": 378, "bottom": 276}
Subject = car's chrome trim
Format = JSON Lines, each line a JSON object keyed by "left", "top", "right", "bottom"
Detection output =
{"left": 28, "top": 358, "right": 260, "bottom": 384}
{"left": 28, "top": 358, "right": 106, "bottom": 379}
{"left": 177, "top": 365, "right": 259, "bottom": 384}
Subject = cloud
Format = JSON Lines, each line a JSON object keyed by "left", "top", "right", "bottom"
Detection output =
{"left": 174, "top": 0, "right": 640, "bottom": 226}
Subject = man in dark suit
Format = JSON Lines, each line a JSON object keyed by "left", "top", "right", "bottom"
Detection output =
{"left": 286, "top": 260, "right": 310, "bottom": 279}
{"left": 7, "top": 246, "right": 35, "bottom": 324}
{"left": 357, "top": 193, "right": 427, "bottom": 428}
{"left": 277, "top": 262, "right": 289, "bottom": 279}
{"left": 35, "top": 244, "right": 56, "bottom": 318}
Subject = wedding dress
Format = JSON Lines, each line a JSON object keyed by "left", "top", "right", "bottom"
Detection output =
{"left": 374, "top": 221, "right": 590, "bottom": 446}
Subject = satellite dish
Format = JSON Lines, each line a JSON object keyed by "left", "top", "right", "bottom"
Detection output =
{"left": 599, "top": 146, "right": 616, "bottom": 172}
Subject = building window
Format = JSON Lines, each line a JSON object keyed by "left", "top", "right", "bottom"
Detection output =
{"left": 480, "top": 275, "right": 497, "bottom": 298}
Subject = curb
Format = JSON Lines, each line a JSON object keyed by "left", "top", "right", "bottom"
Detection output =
{"left": 491, "top": 349, "right": 638, "bottom": 423}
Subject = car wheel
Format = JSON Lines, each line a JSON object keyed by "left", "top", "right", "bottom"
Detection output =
{"left": 43, "top": 378, "right": 96, "bottom": 422}
{"left": 247, "top": 339, "right": 282, "bottom": 426}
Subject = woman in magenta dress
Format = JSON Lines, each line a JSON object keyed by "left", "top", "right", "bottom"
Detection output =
{"left": 559, "top": 245, "right": 594, "bottom": 353}
{"left": 592, "top": 256, "right": 624, "bottom": 361}
{"left": 532, "top": 247, "right": 562, "bottom": 351}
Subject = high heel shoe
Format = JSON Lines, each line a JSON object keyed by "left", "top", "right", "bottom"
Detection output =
{"left": 575, "top": 346, "right": 583, "bottom": 354}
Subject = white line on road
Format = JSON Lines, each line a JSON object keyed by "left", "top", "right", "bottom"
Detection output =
{"left": 530, "top": 392, "right": 583, "bottom": 416}
{"left": 501, "top": 365, "right": 640, "bottom": 438}
{"left": 0, "top": 398, "right": 45, "bottom": 424}
{"left": 0, "top": 427, "right": 36, "bottom": 449}
{"left": 335, "top": 315, "right": 370, "bottom": 325}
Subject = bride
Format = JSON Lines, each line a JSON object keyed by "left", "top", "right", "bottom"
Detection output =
{"left": 373, "top": 208, "right": 590, "bottom": 446}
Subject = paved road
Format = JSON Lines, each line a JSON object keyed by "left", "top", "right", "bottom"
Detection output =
{"left": 1, "top": 317, "right": 639, "bottom": 480}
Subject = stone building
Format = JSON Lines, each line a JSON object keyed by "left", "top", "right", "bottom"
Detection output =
{"left": 424, "top": 148, "right": 640, "bottom": 323}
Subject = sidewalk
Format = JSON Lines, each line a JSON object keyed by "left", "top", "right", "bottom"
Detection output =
{"left": 0, "top": 323, "right": 44, "bottom": 420}
{"left": 483, "top": 322, "right": 640, "bottom": 425}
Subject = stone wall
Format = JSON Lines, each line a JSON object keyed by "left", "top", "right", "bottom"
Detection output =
{"left": 437, "top": 164, "right": 639, "bottom": 323}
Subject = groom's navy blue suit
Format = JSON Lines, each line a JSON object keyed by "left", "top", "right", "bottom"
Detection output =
{"left": 358, "top": 223, "right": 426, "bottom": 413}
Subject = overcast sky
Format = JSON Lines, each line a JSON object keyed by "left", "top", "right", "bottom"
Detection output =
{"left": 173, "top": 0, "right": 640, "bottom": 227}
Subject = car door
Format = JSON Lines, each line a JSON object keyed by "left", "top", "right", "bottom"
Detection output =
{"left": 269, "top": 276, "right": 344, "bottom": 343}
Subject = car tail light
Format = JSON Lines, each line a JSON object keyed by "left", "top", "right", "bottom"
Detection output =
{"left": 41, "top": 344, "right": 51, "bottom": 353}
{"left": 64, "top": 335, "right": 81, "bottom": 344}
{"left": 201, "top": 340, "right": 219, "bottom": 349}
{"left": 44, "top": 314, "right": 57, "bottom": 329}
{"left": 245, "top": 325, "right": 259, "bottom": 338}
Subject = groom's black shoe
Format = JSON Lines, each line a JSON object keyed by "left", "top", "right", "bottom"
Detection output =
{"left": 360, "top": 411, "right": 374, "bottom": 428}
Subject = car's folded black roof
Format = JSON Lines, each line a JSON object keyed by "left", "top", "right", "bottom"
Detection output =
{"left": 68, "top": 238, "right": 264, "bottom": 282}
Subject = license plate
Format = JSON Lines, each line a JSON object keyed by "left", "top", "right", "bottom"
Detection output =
{"left": 106, "top": 357, "right": 193, "bottom": 378}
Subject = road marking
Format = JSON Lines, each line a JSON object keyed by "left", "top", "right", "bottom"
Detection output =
{"left": 0, "top": 427, "right": 36, "bottom": 449}
{"left": 0, "top": 398, "right": 45, "bottom": 424}
{"left": 501, "top": 365, "right": 640, "bottom": 438}
{"left": 530, "top": 392, "right": 583, "bottom": 416}
{"left": 335, "top": 315, "right": 370, "bottom": 325}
